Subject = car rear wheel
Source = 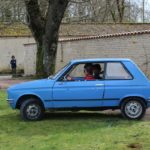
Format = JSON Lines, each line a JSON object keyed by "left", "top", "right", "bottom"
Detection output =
{"left": 20, "top": 99, "right": 44, "bottom": 121}
{"left": 121, "top": 98, "right": 146, "bottom": 120}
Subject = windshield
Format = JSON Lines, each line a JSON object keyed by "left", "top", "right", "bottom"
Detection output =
{"left": 48, "top": 62, "right": 71, "bottom": 79}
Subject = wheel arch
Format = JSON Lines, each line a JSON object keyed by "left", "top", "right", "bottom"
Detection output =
{"left": 16, "top": 94, "right": 44, "bottom": 109}
{"left": 119, "top": 96, "right": 147, "bottom": 108}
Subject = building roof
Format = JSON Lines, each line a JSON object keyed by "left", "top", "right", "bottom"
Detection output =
{"left": 59, "top": 23, "right": 150, "bottom": 37}
{"left": 59, "top": 29, "right": 150, "bottom": 42}
{"left": 1, "top": 22, "right": 150, "bottom": 37}
{"left": 0, "top": 23, "right": 31, "bottom": 37}
{"left": 23, "top": 29, "right": 150, "bottom": 44}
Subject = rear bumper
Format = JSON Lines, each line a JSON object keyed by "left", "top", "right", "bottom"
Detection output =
{"left": 147, "top": 102, "right": 150, "bottom": 107}
{"left": 147, "top": 98, "right": 150, "bottom": 107}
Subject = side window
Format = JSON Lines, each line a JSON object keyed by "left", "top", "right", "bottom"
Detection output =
{"left": 105, "top": 62, "right": 132, "bottom": 80}
{"left": 60, "top": 64, "right": 86, "bottom": 81}
{"left": 60, "top": 62, "right": 105, "bottom": 81}
{"left": 69, "top": 64, "right": 85, "bottom": 78}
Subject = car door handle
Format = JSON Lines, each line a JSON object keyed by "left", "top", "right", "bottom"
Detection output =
{"left": 58, "top": 82, "right": 64, "bottom": 85}
{"left": 95, "top": 84, "right": 104, "bottom": 86}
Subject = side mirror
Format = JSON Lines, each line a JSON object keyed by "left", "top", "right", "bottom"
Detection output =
{"left": 48, "top": 75, "right": 53, "bottom": 79}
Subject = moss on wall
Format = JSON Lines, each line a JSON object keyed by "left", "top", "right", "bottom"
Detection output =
{"left": 1, "top": 22, "right": 150, "bottom": 37}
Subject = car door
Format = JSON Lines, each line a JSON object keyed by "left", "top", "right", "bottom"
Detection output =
{"left": 103, "top": 62, "right": 133, "bottom": 107}
{"left": 52, "top": 63, "right": 105, "bottom": 108}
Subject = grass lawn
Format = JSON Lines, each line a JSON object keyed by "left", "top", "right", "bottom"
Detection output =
{"left": 0, "top": 90, "right": 150, "bottom": 150}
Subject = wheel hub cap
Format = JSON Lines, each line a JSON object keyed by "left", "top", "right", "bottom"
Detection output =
{"left": 26, "top": 104, "right": 40, "bottom": 119}
{"left": 125, "top": 101, "right": 142, "bottom": 118}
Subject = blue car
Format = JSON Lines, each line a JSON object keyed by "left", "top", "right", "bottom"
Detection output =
{"left": 7, "top": 58, "right": 150, "bottom": 121}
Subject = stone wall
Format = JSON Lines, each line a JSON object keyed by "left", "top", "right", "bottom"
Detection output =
{"left": 1, "top": 33, "right": 150, "bottom": 78}
{"left": 56, "top": 34, "right": 150, "bottom": 78}
{"left": 24, "top": 43, "right": 37, "bottom": 75}
{"left": 0, "top": 36, "right": 35, "bottom": 73}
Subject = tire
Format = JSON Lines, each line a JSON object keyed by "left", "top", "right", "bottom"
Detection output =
{"left": 20, "top": 98, "right": 44, "bottom": 121}
{"left": 121, "top": 97, "right": 146, "bottom": 120}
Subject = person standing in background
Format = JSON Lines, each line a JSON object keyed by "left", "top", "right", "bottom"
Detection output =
{"left": 10, "top": 55, "right": 17, "bottom": 77}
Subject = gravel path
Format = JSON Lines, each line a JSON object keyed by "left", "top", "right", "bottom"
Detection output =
{"left": 0, "top": 77, "right": 29, "bottom": 89}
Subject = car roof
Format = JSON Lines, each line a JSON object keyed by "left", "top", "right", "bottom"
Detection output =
{"left": 70, "top": 58, "right": 132, "bottom": 63}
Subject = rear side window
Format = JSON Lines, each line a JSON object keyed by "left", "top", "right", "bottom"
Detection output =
{"left": 105, "top": 62, "right": 132, "bottom": 80}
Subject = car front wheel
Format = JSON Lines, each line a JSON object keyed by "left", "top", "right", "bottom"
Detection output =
{"left": 20, "top": 99, "right": 44, "bottom": 121}
{"left": 121, "top": 98, "right": 146, "bottom": 120}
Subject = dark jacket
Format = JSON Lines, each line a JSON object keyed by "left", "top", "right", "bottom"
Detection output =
{"left": 10, "top": 59, "right": 17, "bottom": 68}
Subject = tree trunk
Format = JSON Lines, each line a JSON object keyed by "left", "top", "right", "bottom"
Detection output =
{"left": 24, "top": 0, "right": 68, "bottom": 77}
{"left": 43, "top": 0, "right": 68, "bottom": 75}
{"left": 42, "top": 33, "right": 58, "bottom": 76}
{"left": 36, "top": 43, "right": 46, "bottom": 77}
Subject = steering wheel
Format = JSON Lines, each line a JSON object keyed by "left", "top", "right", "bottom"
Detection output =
{"left": 64, "top": 75, "right": 74, "bottom": 81}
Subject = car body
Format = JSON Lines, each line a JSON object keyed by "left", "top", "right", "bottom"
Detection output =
{"left": 7, "top": 58, "right": 150, "bottom": 120}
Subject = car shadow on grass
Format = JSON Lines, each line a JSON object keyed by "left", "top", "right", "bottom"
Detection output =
{"left": 43, "top": 108, "right": 150, "bottom": 121}
{"left": 0, "top": 110, "right": 123, "bottom": 122}
{"left": 1, "top": 109, "right": 147, "bottom": 127}
{"left": 1, "top": 109, "right": 148, "bottom": 122}
{"left": 43, "top": 110, "right": 124, "bottom": 121}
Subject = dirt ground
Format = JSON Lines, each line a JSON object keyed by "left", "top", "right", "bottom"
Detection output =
{"left": 0, "top": 76, "right": 150, "bottom": 120}
{"left": 0, "top": 77, "right": 29, "bottom": 89}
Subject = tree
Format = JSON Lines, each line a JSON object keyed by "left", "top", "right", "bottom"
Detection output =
{"left": 0, "top": 0, "right": 26, "bottom": 22}
{"left": 116, "top": 0, "right": 125, "bottom": 23}
{"left": 24, "top": 0, "right": 69, "bottom": 76}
